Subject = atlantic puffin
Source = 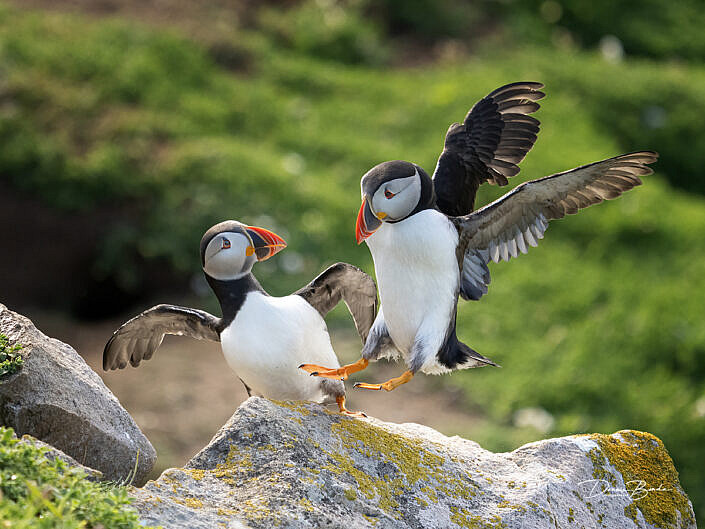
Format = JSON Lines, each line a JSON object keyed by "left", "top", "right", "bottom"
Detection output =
{"left": 103, "top": 220, "right": 377, "bottom": 415}
{"left": 301, "top": 81, "right": 658, "bottom": 392}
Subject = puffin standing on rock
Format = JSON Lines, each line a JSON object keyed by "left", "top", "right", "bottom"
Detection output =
{"left": 301, "top": 81, "right": 658, "bottom": 392}
{"left": 104, "top": 220, "right": 377, "bottom": 416}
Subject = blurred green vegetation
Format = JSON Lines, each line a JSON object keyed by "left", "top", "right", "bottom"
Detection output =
{"left": 504, "top": 0, "right": 705, "bottom": 61}
{"left": 0, "top": 0, "right": 703, "bottom": 519}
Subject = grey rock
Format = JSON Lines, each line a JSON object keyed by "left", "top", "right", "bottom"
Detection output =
{"left": 19, "top": 433, "right": 104, "bottom": 481}
{"left": 0, "top": 303, "right": 156, "bottom": 485}
{"left": 133, "top": 397, "right": 696, "bottom": 529}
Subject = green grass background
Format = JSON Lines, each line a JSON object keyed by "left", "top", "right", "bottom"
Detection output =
{"left": 0, "top": 0, "right": 703, "bottom": 520}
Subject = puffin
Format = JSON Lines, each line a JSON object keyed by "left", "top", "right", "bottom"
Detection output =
{"left": 103, "top": 220, "right": 377, "bottom": 416}
{"left": 301, "top": 81, "right": 658, "bottom": 392}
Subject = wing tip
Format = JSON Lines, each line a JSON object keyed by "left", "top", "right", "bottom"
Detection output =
{"left": 102, "top": 337, "right": 115, "bottom": 371}
{"left": 620, "top": 149, "right": 659, "bottom": 159}
{"left": 488, "top": 81, "right": 545, "bottom": 98}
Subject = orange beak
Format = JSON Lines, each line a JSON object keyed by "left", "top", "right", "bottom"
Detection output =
{"left": 356, "top": 197, "right": 382, "bottom": 244}
{"left": 245, "top": 225, "right": 287, "bottom": 261}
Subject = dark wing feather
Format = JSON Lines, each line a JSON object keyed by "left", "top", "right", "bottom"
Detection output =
{"left": 103, "top": 304, "right": 221, "bottom": 371}
{"left": 433, "top": 82, "right": 545, "bottom": 216}
{"left": 295, "top": 262, "right": 378, "bottom": 342}
{"left": 455, "top": 152, "right": 658, "bottom": 271}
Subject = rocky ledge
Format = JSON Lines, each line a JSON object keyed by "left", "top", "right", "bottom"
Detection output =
{"left": 133, "top": 397, "right": 696, "bottom": 529}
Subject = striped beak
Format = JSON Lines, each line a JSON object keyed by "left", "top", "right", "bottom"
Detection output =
{"left": 356, "top": 197, "right": 382, "bottom": 244}
{"left": 245, "top": 226, "right": 287, "bottom": 261}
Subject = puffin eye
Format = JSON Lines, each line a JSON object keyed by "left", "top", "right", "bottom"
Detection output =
{"left": 384, "top": 188, "right": 395, "bottom": 199}
{"left": 221, "top": 237, "right": 231, "bottom": 249}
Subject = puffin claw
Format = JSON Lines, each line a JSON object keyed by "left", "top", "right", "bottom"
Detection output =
{"left": 353, "top": 382, "right": 383, "bottom": 391}
{"left": 354, "top": 370, "right": 415, "bottom": 392}
{"left": 342, "top": 410, "right": 368, "bottom": 418}
{"left": 336, "top": 395, "right": 366, "bottom": 418}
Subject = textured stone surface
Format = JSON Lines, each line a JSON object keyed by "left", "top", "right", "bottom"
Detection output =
{"left": 133, "top": 397, "right": 696, "bottom": 529}
{"left": 0, "top": 303, "right": 156, "bottom": 485}
{"left": 19, "top": 434, "right": 103, "bottom": 481}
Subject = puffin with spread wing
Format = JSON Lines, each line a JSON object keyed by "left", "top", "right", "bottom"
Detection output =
{"left": 301, "top": 81, "right": 658, "bottom": 392}
{"left": 104, "top": 220, "right": 377, "bottom": 416}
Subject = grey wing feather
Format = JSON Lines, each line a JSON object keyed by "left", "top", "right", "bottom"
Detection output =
{"left": 460, "top": 248, "right": 492, "bottom": 301}
{"left": 432, "top": 82, "right": 545, "bottom": 217}
{"left": 455, "top": 152, "right": 658, "bottom": 276}
{"left": 295, "top": 262, "right": 378, "bottom": 342}
{"left": 103, "top": 304, "right": 221, "bottom": 371}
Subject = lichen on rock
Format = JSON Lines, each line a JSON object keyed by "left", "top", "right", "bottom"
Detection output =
{"left": 132, "top": 398, "right": 696, "bottom": 529}
{"left": 586, "top": 430, "right": 695, "bottom": 529}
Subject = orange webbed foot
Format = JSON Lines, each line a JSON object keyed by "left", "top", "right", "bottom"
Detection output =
{"left": 299, "top": 358, "right": 369, "bottom": 380}
{"left": 353, "top": 370, "right": 414, "bottom": 392}
{"left": 336, "top": 396, "right": 367, "bottom": 418}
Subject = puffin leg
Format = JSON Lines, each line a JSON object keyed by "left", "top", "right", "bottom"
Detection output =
{"left": 353, "top": 370, "right": 414, "bottom": 392}
{"left": 299, "top": 358, "right": 370, "bottom": 380}
{"left": 336, "top": 395, "right": 367, "bottom": 418}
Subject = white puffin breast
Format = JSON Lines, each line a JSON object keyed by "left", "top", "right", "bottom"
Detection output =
{"left": 220, "top": 292, "right": 340, "bottom": 401}
{"left": 366, "top": 209, "right": 459, "bottom": 369}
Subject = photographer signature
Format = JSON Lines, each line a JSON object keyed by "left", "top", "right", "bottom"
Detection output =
{"left": 579, "top": 479, "right": 672, "bottom": 500}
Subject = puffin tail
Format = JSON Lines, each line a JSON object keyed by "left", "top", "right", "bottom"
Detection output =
{"left": 437, "top": 332, "right": 500, "bottom": 370}
{"left": 457, "top": 341, "right": 500, "bottom": 369}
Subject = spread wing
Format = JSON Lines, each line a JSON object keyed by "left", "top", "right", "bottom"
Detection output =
{"left": 103, "top": 304, "right": 221, "bottom": 370}
{"left": 295, "top": 262, "right": 378, "bottom": 342}
{"left": 455, "top": 151, "right": 658, "bottom": 300}
{"left": 432, "top": 81, "right": 545, "bottom": 217}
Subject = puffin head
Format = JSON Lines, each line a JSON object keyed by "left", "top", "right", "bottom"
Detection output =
{"left": 356, "top": 160, "right": 434, "bottom": 243}
{"left": 200, "top": 220, "right": 287, "bottom": 281}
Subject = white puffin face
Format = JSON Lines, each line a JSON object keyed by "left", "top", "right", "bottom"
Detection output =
{"left": 369, "top": 169, "right": 422, "bottom": 222}
{"left": 203, "top": 232, "right": 256, "bottom": 281}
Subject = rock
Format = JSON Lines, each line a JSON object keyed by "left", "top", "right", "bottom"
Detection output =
{"left": 0, "top": 303, "right": 156, "bottom": 485}
{"left": 19, "top": 433, "right": 104, "bottom": 481}
{"left": 133, "top": 397, "right": 696, "bottom": 529}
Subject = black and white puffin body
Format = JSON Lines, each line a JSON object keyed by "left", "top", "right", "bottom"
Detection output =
{"left": 303, "top": 81, "right": 658, "bottom": 391}
{"left": 365, "top": 206, "right": 466, "bottom": 375}
{"left": 220, "top": 289, "right": 338, "bottom": 401}
{"left": 104, "top": 220, "right": 377, "bottom": 415}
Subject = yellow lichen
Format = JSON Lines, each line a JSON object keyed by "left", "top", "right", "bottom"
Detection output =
{"left": 271, "top": 400, "right": 311, "bottom": 416}
{"left": 496, "top": 500, "right": 526, "bottom": 513}
{"left": 172, "top": 497, "right": 204, "bottom": 509}
{"left": 240, "top": 497, "right": 279, "bottom": 524}
{"left": 298, "top": 497, "right": 315, "bottom": 512}
{"left": 420, "top": 485, "right": 438, "bottom": 504}
{"left": 546, "top": 469, "right": 566, "bottom": 481}
{"left": 345, "top": 488, "right": 357, "bottom": 501}
{"left": 450, "top": 506, "right": 508, "bottom": 528}
{"left": 186, "top": 468, "right": 206, "bottom": 481}
{"left": 586, "top": 430, "right": 695, "bottom": 529}
{"left": 311, "top": 418, "right": 480, "bottom": 521}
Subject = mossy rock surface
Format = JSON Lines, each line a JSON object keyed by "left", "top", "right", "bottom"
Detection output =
{"left": 133, "top": 397, "right": 696, "bottom": 529}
